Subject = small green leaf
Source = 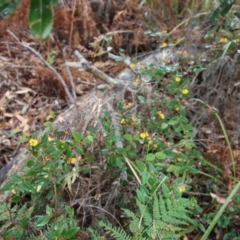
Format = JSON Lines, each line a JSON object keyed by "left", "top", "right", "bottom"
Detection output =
{"left": 136, "top": 160, "right": 146, "bottom": 171}
{"left": 124, "top": 134, "right": 133, "bottom": 141}
{"left": 141, "top": 170, "right": 150, "bottom": 185}
{"left": 49, "top": 111, "right": 55, "bottom": 119}
{"left": 136, "top": 188, "right": 146, "bottom": 203}
{"left": 76, "top": 146, "right": 84, "bottom": 154}
{"left": 44, "top": 121, "right": 53, "bottom": 127}
{"left": 167, "top": 165, "right": 183, "bottom": 175}
{"left": 72, "top": 131, "right": 82, "bottom": 142}
{"left": 86, "top": 135, "right": 94, "bottom": 144}
{"left": 26, "top": 160, "right": 35, "bottom": 168}
{"left": 31, "top": 130, "right": 42, "bottom": 139}
{"left": 46, "top": 205, "right": 53, "bottom": 217}
{"left": 161, "top": 122, "right": 168, "bottom": 129}
{"left": 146, "top": 153, "right": 155, "bottom": 161}
{"left": 155, "top": 152, "right": 168, "bottom": 160}
{"left": 11, "top": 195, "right": 21, "bottom": 203}
{"left": 36, "top": 215, "right": 50, "bottom": 227}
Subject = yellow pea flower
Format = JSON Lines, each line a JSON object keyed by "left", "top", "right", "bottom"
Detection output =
{"left": 178, "top": 185, "right": 186, "bottom": 193}
{"left": 29, "top": 139, "right": 38, "bottom": 146}
{"left": 157, "top": 111, "right": 165, "bottom": 119}
{"left": 182, "top": 89, "right": 189, "bottom": 95}
{"left": 175, "top": 76, "right": 181, "bottom": 82}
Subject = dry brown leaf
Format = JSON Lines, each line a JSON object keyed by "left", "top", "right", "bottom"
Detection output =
{"left": 0, "top": 90, "right": 10, "bottom": 110}
{"left": 210, "top": 193, "right": 228, "bottom": 204}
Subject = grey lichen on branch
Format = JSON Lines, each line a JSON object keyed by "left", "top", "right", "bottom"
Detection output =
{"left": 66, "top": 50, "right": 123, "bottom": 88}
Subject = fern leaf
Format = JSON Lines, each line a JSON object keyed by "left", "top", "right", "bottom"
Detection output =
{"left": 98, "top": 221, "right": 132, "bottom": 240}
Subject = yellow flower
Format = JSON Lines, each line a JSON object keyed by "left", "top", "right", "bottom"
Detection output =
{"left": 11, "top": 188, "right": 16, "bottom": 194}
{"left": 120, "top": 118, "right": 126, "bottom": 124}
{"left": 68, "top": 158, "right": 76, "bottom": 165}
{"left": 29, "top": 139, "right": 38, "bottom": 146}
{"left": 129, "top": 63, "right": 135, "bottom": 69}
{"left": 220, "top": 37, "right": 228, "bottom": 43}
{"left": 182, "top": 89, "right": 189, "bottom": 95}
{"left": 135, "top": 77, "right": 140, "bottom": 83}
{"left": 175, "top": 76, "right": 181, "bottom": 82}
{"left": 178, "top": 185, "right": 186, "bottom": 193}
{"left": 157, "top": 111, "right": 165, "bottom": 119}
{"left": 140, "top": 132, "right": 149, "bottom": 139}
{"left": 131, "top": 116, "right": 137, "bottom": 122}
{"left": 177, "top": 158, "right": 183, "bottom": 162}
{"left": 162, "top": 42, "right": 168, "bottom": 47}
{"left": 125, "top": 102, "right": 132, "bottom": 109}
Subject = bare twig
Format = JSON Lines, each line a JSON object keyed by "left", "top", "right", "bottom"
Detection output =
{"left": 66, "top": 50, "right": 122, "bottom": 88}
{"left": 63, "top": 47, "right": 77, "bottom": 100}
{"left": 7, "top": 30, "right": 75, "bottom": 104}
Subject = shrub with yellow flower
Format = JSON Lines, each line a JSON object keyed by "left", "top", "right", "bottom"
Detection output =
{"left": 11, "top": 188, "right": 17, "bottom": 194}
{"left": 220, "top": 37, "right": 228, "bottom": 43}
{"left": 140, "top": 132, "right": 150, "bottom": 139}
{"left": 182, "top": 89, "right": 189, "bottom": 95}
{"left": 29, "top": 139, "right": 38, "bottom": 146}
{"left": 68, "top": 158, "right": 77, "bottom": 165}
{"left": 157, "top": 111, "right": 165, "bottom": 119}
{"left": 175, "top": 76, "right": 181, "bottom": 82}
{"left": 178, "top": 185, "right": 186, "bottom": 193}
{"left": 120, "top": 118, "right": 126, "bottom": 124}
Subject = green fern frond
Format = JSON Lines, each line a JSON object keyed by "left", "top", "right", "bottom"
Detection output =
{"left": 0, "top": 220, "right": 12, "bottom": 233}
{"left": 123, "top": 208, "right": 141, "bottom": 233}
{"left": 87, "top": 228, "right": 103, "bottom": 240}
{"left": 98, "top": 220, "right": 132, "bottom": 240}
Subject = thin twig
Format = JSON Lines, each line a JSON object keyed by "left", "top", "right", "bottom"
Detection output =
{"left": 7, "top": 30, "right": 75, "bottom": 103}
{"left": 63, "top": 47, "right": 77, "bottom": 100}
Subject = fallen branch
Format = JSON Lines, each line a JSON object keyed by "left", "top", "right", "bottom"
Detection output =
{"left": 66, "top": 50, "right": 122, "bottom": 88}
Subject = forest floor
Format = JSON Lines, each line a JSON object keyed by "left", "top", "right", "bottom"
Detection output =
{"left": 1, "top": 0, "right": 240, "bottom": 239}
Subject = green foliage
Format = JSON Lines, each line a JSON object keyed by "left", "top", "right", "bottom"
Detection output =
{"left": 0, "top": 0, "right": 21, "bottom": 17}
{"left": 0, "top": 126, "right": 84, "bottom": 239}
{"left": 28, "top": 0, "right": 58, "bottom": 40}
{"left": 210, "top": 0, "right": 235, "bottom": 22}
{"left": 91, "top": 182, "right": 199, "bottom": 240}
{"left": 0, "top": 0, "right": 58, "bottom": 39}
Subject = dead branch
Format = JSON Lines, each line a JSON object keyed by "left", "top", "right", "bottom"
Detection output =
{"left": 7, "top": 30, "right": 75, "bottom": 104}
{"left": 66, "top": 50, "right": 122, "bottom": 88}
